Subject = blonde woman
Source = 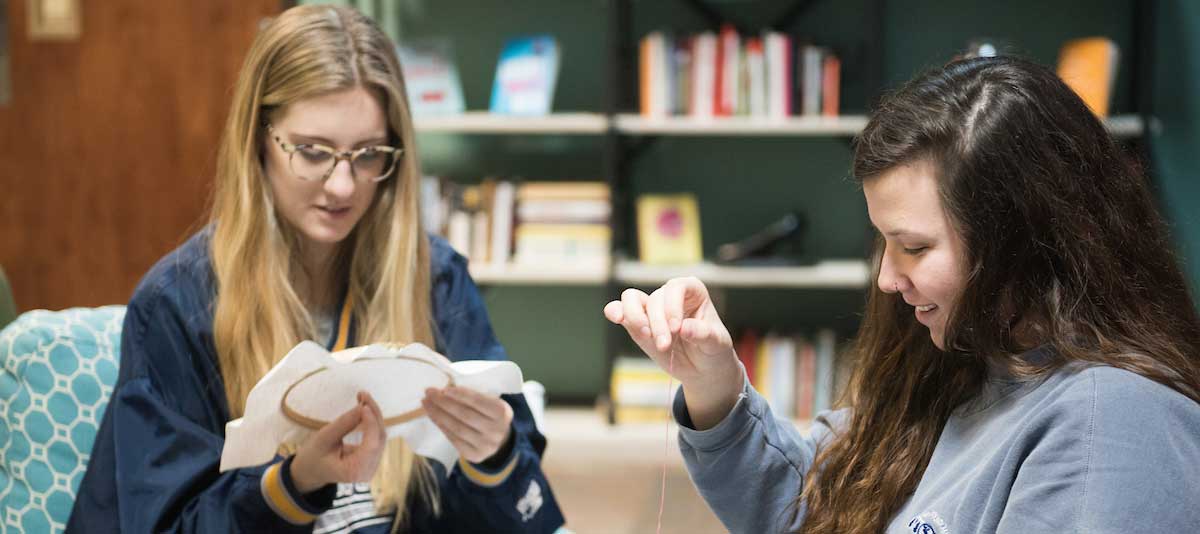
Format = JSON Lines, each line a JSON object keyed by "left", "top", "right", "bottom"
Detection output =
{"left": 68, "top": 5, "right": 563, "bottom": 533}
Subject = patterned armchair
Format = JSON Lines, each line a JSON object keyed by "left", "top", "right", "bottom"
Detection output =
{"left": 0, "top": 306, "right": 124, "bottom": 533}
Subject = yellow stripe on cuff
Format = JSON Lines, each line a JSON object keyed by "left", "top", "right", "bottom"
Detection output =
{"left": 260, "top": 462, "right": 318, "bottom": 525}
{"left": 458, "top": 454, "right": 519, "bottom": 488}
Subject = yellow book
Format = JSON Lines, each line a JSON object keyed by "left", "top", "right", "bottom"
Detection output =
{"left": 1056, "top": 37, "right": 1119, "bottom": 118}
{"left": 636, "top": 194, "right": 702, "bottom": 264}
{"left": 515, "top": 181, "right": 610, "bottom": 201}
{"left": 754, "top": 335, "right": 772, "bottom": 399}
{"left": 614, "top": 404, "right": 673, "bottom": 424}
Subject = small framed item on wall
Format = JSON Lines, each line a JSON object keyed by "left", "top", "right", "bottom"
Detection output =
{"left": 28, "top": 0, "right": 80, "bottom": 41}
{"left": 1, "top": 0, "right": 11, "bottom": 105}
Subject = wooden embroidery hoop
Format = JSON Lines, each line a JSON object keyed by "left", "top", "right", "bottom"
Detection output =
{"left": 279, "top": 355, "right": 455, "bottom": 430}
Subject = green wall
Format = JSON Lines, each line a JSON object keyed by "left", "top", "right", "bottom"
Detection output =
{"left": 1153, "top": 0, "right": 1200, "bottom": 301}
{"left": 319, "top": 0, "right": 1196, "bottom": 400}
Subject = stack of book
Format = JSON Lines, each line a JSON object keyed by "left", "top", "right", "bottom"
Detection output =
{"left": 512, "top": 181, "right": 611, "bottom": 269}
{"left": 639, "top": 24, "right": 840, "bottom": 120}
{"left": 421, "top": 177, "right": 610, "bottom": 270}
{"left": 609, "top": 355, "right": 678, "bottom": 423}
{"left": 421, "top": 177, "right": 516, "bottom": 266}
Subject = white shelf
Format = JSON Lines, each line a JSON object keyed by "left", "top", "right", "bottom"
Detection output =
{"left": 469, "top": 262, "right": 609, "bottom": 285}
{"left": 412, "top": 112, "right": 1143, "bottom": 138}
{"left": 614, "top": 113, "right": 1144, "bottom": 138}
{"left": 615, "top": 114, "right": 869, "bottom": 136}
{"left": 614, "top": 259, "right": 871, "bottom": 289}
{"left": 414, "top": 112, "right": 608, "bottom": 134}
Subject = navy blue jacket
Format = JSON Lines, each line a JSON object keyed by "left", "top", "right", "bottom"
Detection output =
{"left": 67, "top": 230, "right": 565, "bottom": 533}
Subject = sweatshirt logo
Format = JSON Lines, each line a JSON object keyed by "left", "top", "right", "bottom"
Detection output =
{"left": 516, "top": 480, "right": 543, "bottom": 521}
{"left": 908, "top": 510, "right": 951, "bottom": 534}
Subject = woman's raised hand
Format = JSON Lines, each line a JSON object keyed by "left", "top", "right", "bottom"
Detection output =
{"left": 290, "top": 391, "right": 388, "bottom": 494}
{"left": 604, "top": 277, "right": 743, "bottom": 429}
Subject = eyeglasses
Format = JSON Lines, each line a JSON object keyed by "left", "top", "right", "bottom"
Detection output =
{"left": 266, "top": 122, "right": 402, "bottom": 183}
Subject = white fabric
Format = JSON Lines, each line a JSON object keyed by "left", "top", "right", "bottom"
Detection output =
{"left": 219, "top": 341, "right": 524, "bottom": 472}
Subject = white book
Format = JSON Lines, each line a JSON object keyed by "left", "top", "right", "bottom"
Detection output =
{"left": 802, "top": 45, "right": 824, "bottom": 117}
{"left": 642, "top": 32, "right": 667, "bottom": 117}
{"left": 747, "top": 40, "right": 766, "bottom": 117}
{"left": 419, "top": 176, "right": 443, "bottom": 234}
{"left": 770, "top": 335, "right": 796, "bottom": 418}
{"left": 813, "top": 328, "right": 836, "bottom": 413}
{"left": 470, "top": 211, "right": 489, "bottom": 263}
{"left": 764, "top": 32, "right": 791, "bottom": 119}
{"left": 490, "top": 181, "right": 515, "bottom": 265}
{"left": 447, "top": 210, "right": 471, "bottom": 258}
{"left": 689, "top": 32, "right": 717, "bottom": 118}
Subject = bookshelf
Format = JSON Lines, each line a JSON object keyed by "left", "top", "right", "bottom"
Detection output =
{"left": 379, "top": 0, "right": 1156, "bottom": 414}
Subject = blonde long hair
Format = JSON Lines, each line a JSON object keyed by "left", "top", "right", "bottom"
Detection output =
{"left": 209, "top": 4, "right": 437, "bottom": 527}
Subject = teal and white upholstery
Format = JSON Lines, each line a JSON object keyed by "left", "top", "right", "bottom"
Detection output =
{"left": 0, "top": 307, "right": 124, "bottom": 533}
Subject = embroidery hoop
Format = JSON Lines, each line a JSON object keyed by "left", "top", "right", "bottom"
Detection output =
{"left": 279, "top": 355, "right": 455, "bottom": 430}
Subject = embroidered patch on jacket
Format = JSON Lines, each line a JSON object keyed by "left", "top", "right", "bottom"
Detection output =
{"left": 907, "top": 510, "right": 951, "bottom": 534}
{"left": 516, "top": 480, "right": 543, "bottom": 522}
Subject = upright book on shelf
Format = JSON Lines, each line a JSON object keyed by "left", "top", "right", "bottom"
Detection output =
{"left": 636, "top": 194, "right": 702, "bottom": 265}
{"left": 490, "top": 35, "right": 560, "bottom": 116}
{"left": 1056, "top": 36, "right": 1119, "bottom": 118}
{"left": 396, "top": 39, "right": 465, "bottom": 117}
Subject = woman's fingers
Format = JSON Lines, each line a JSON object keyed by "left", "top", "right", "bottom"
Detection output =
{"left": 646, "top": 288, "right": 673, "bottom": 352}
{"left": 663, "top": 279, "right": 687, "bottom": 334}
{"left": 603, "top": 300, "right": 624, "bottom": 324}
{"left": 315, "top": 399, "right": 365, "bottom": 449}
{"left": 423, "top": 390, "right": 487, "bottom": 444}
{"left": 621, "top": 288, "right": 651, "bottom": 338}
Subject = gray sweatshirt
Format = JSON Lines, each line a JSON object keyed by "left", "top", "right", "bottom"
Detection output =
{"left": 674, "top": 356, "right": 1200, "bottom": 533}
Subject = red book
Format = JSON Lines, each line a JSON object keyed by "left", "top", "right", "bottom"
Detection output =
{"left": 715, "top": 24, "right": 739, "bottom": 116}
{"left": 736, "top": 329, "right": 760, "bottom": 387}
{"left": 795, "top": 336, "right": 816, "bottom": 420}
{"left": 821, "top": 54, "right": 840, "bottom": 117}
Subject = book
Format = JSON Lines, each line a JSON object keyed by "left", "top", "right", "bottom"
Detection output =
{"left": 812, "top": 328, "right": 836, "bottom": 414}
{"left": 689, "top": 32, "right": 717, "bottom": 118}
{"left": 516, "top": 181, "right": 610, "bottom": 201}
{"left": 1056, "top": 37, "right": 1119, "bottom": 118}
{"left": 799, "top": 45, "right": 825, "bottom": 117}
{"left": 795, "top": 335, "right": 816, "bottom": 421}
{"left": 396, "top": 39, "right": 466, "bottom": 117}
{"left": 490, "top": 181, "right": 516, "bottom": 266}
{"left": 512, "top": 224, "right": 610, "bottom": 267}
{"left": 745, "top": 37, "right": 767, "bottom": 117}
{"left": 715, "top": 24, "right": 740, "bottom": 116}
{"left": 735, "top": 329, "right": 760, "bottom": 387}
{"left": 636, "top": 194, "right": 702, "bottom": 264}
{"left": 821, "top": 54, "right": 841, "bottom": 117}
{"left": 610, "top": 355, "right": 677, "bottom": 423}
{"left": 490, "top": 35, "right": 560, "bottom": 115}
{"left": 764, "top": 31, "right": 793, "bottom": 119}
{"left": 517, "top": 199, "right": 611, "bottom": 224}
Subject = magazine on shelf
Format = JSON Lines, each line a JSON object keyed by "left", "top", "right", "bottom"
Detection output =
{"left": 396, "top": 38, "right": 465, "bottom": 117}
{"left": 490, "top": 35, "right": 560, "bottom": 115}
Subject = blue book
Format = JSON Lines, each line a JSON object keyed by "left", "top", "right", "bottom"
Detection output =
{"left": 490, "top": 35, "right": 560, "bottom": 115}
